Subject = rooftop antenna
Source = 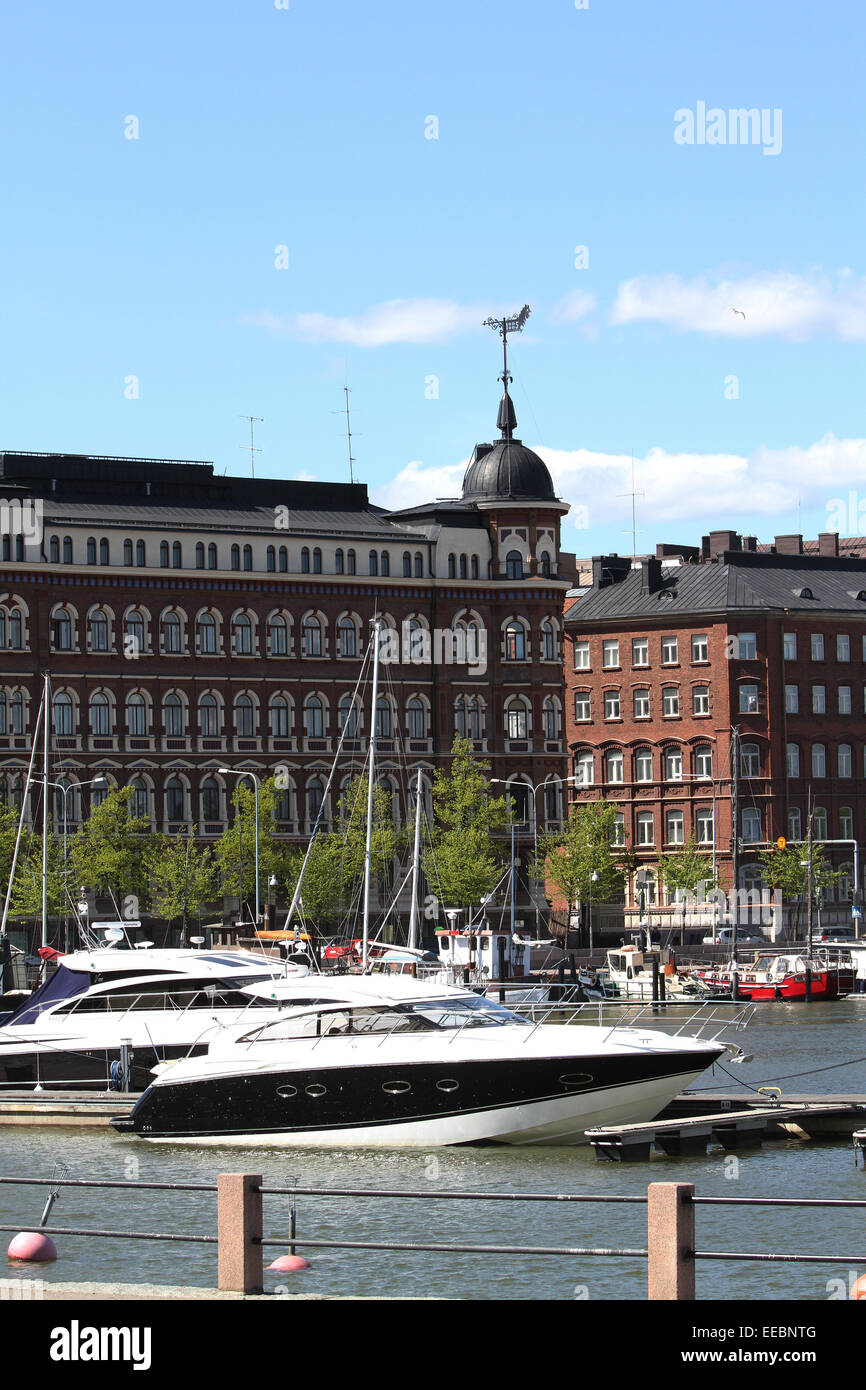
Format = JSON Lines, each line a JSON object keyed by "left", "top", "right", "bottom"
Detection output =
{"left": 483, "top": 304, "right": 530, "bottom": 440}
{"left": 618, "top": 451, "right": 644, "bottom": 559}
{"left": 343, "top": 385, "right": 356, "bottom": 484}
{"left": 239, "top": 415, "right": 263, "bottom": 479}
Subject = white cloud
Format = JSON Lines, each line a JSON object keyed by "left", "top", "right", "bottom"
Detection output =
{"left": 241, "top": 298, "right": 503, "bottom": 347}
{"left": 611, "top": 270, "right": 866, "bottom": 341}
{"left": 549, "top": 290, "right": 598, "bottom": 324}
{"left": 373, "top": 432, "right": 866, "bottom": 533}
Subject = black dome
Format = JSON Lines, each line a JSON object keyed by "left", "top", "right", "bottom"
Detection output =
{"left": 462, "top": 438, "right": 556, "bottom": 502}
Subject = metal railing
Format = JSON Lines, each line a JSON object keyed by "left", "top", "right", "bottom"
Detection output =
{"left": 0, "top": 1173, "right": 863, "bottom": 1299}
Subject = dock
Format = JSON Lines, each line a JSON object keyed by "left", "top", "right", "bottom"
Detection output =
{"left": 587, "top": 1094, "right": 866, "bottom": 1161}
{"left": 0, "top": 1090, "right": 138, "bottom": 1126}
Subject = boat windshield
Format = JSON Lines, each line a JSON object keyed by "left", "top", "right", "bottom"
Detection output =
{"left": 238, "top": 995, "right": 528, "bottom": 1044}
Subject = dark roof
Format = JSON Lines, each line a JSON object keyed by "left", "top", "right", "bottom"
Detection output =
{"left": 461, "top": 438, "right": 557, "bottom": 502}
{"left": 565, "top": 552, "right": 866, "bottom": 627}
{"left": 39, "top": 500, "right": 428, "bottom": 540}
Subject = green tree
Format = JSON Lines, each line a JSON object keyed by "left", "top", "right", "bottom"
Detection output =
{"left": 8, "top": 832, "right": 66, "bottom": 920}
{"left": 148, "top": 827, "right": 220, "bottom": 943}
{"left": 758, "top": 841, "right": 838, "bottom": 935}
{"left": 69, "top": 786, "right": 151, "bottom": 910}
{"left": 215, "top": 777, "right": 288, "bottom": 916}
{"left": 0, "top": 801, "right": 27, "bottom": 897}
{"left": 423, "top": 736, "right": 508, "bottom": 914}
{"left": 658, "top": 835, "right": 717, "bottom": 900}
{"left": 537, "top": 800, "right": 626, "bottom": 930}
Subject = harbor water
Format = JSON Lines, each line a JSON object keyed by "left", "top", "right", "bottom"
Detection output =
{"left": 1, "top": 1001, "right": 864, "bottom": 1301}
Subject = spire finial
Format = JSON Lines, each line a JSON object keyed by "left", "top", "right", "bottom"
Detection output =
{"left": 483, "top": 304, "right": 530, "bottom": 440}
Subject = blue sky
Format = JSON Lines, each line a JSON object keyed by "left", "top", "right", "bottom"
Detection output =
{"left": 2, "top": 0, "right": 865, "bottom": 554}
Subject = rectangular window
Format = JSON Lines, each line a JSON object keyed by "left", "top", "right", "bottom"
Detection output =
{"left": 661, "top": 636, "right": 678, "bottom": 665}
{"left": 741, "top": 808, "right": 762, "bottom": 843}
{"left": 696, "top": 809, "right": 714, "bottom": 845}
{"left": 636, "top": 811, "right": 655, "bottom": 846}
{"left": 736, "top": 632, "right": 757, "bottom": 660}
{"left": 632, "top": 637, "right": 649, "bottom": 666}
{"left": 839, "top": 745, "right": 853, "bottom": 777}
{"left": 812, "top": 684, "right": 826, "bottom": 714}
{"left": 812, "top": 744, "right": 826, "bottom": 777}
{"left": 788, "top": 808, "right": 801, "bottom": 840}
{"left": 634, "top": 750, "right": 653, "bottom": 782}
{"left": 811, "top": 633, "right": 825, "bottom": 661}
{"left": 839, "top": 685, "right": 852, "bottom": 714}
{"left": 573, "top": 692, "right": 591, "bottom": 722}
{"left": 605, "top": 751, "right": 624, "bottom": 784}
{"left": 783, "top": 632, "right": 797, "bottom": 661}
{"left": 695, "top": 746, "right": 713, "bottom": 778}
{"left": 837, "top": 634, "right": 851, "bottom": 662}
{"left": 691, "top": 633, "right": 708, "bottom": 663}
{"left": 739, "top": 683, "right": 758, "bottom": 714}
{"left": 665, "top": 810, "right": 684, "bottom": 845}
{"left": 662, "top": 687, "right": 679, "bottom": 717}
{"left": 785, "top": 684, "right": 798, "bottom": 714}
{"left": 692, "top": 686, "right": 709, "bottom": 715}
{"left": 573, "top": 640, "right": 590, "bottom": 670}
{"left": 602, "top": 639, "right": 620, "bottom": 669}
{"left": 786, "top": 743, "right": 800, "bottom": 778}
{"left": 603, "top": 690, "right": 621, "bottom": 720}
{"left": 633, "top": 689, "right": 650, "bottom": 719}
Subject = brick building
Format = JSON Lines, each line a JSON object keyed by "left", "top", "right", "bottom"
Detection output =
{"left": 0, "top": 384, "right": 572, "bottom": 927}
{"left": 564, "top": 530, "right": 866, "bottom": 933}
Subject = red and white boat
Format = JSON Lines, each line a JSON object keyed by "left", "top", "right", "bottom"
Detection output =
{"left": 696, "top": 950, "right": 855, "bottom": 1002}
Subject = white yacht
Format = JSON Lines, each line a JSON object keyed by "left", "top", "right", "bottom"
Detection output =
{"left": 0, "top": 944, "right": 308, "bottom": 1090}
{"left": 112, "top": 973, "right": 734, "bottom": 1147}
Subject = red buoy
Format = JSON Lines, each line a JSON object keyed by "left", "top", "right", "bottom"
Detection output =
{"left": 7, "top": 1231, "right": 58, "bottom": 1262}
{"left": 268, "top": 1254, "right": 310, "bottom": 1272}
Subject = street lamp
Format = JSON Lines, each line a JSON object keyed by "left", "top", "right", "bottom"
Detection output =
{"left": 34, "top": 774, "right": 107, "bottom": 950}
{"left": 218, "top": 769, "right": 261, "bottom": 928}
{"left": 589, "top": 870, "right": 599, "bottom": 956}
{"left": 490, "top": 774, "right": 582, "bottom": 934}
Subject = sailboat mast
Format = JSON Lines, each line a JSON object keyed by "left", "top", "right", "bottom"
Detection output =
{"left": 408, "top": 767, "right": 423, "bottom": 951}
{"left": 41, "top": 673, "right": 50, "bottom": 950}
{"left": 361, "top": 619, "right": 381, "bottom": 971}
{"left": 0, "top": 686, "right": 45, "bottom": 939}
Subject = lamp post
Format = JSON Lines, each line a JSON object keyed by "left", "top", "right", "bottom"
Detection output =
{"left": 490, "top": 773, "right": 582, "bottom": 935}
{"left": 588, "top": 870, "right": 599, "bottom": 956}
{"left": 34, "top": 775, "right": 107, "bottom": 950}
{"left": 268, "top": 873, "right": 277, "bottom": 932}
{"left": 219, "top": 769, "right": 260, "bottom": 928}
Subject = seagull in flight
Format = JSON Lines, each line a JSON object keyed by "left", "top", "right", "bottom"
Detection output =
{"left": 730, "top": 307, "right": 746, "bottom": 319}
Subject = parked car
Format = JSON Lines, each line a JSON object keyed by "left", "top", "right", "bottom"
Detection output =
{"left": 702, "top": 926, "right": 767, "bottom": 946}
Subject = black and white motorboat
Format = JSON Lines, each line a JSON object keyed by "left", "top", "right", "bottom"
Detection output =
{"left": 0, "top": 945, "right": 309, "bottom": 1090}
{"left": 112, "top": 973, "right": 734, "bottom": 1147}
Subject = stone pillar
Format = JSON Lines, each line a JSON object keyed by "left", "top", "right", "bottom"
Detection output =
{"left": 647, "top": 1181, "right": 695, "bottom": 1300}
{"left": 217, "top": 1172, "right": 263, "bottom": 1294}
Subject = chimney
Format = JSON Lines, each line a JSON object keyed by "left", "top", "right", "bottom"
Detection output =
{"left": 775, "top": 534, "right": 803, "bottom": 555}
{"left": 742, "top": 535, "right": 757, "bottom": 552}
{"left": 656, "top": 543, "right": 700, "bottom": 562}
{"left": 817, "top": 532, "right": 839, "bottom": 557}
{"left": 708, "top": 529, "right": 740, "bottom": 558}
{"left": 640, "top": 556, "right": 664, "bottom": 593}
{"left": 591, "top": 554, "right": 631, "bottom": 589}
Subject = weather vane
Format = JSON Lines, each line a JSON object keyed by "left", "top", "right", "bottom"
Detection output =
{"left": 483, "top": 304, "right": 531, "bottom": 393}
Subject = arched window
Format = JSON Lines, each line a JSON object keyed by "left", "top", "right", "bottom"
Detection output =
{"left": 347, "top": 549, "right": 356, "bottom": 575}
{"left": 812, "top": 806, "right": 828, "bottom": 840}
{"left": 312, "top": 547, "right": 322, "bottom": 574}
{"left": 269, "top": 696, "right": 290, "bottom": 738}
{"left": 86, "top": 537, "right": 96, "bottom": 564}
{"left": 605, "top": 749, "right": 624, "bottom": 784}
{"left": 98, "top": 538, "right": 109, "bottom": 564}
{"left": 740, "top": 743, "right": 761, "bottom": 777}
{"left": 338, "top": 616, "right": 357, "bottom": 658}
{"left": 195, "top": 543, "right": 205, "bottom": 569}
{"left": 470, "top": 555, "right": 478, "bottom": 579}
{"left": 664, "top": 746, "right": 683, "bottom": 781}
{"left": 306, "top": 777, "right": 324, "bottom": 823}
{"left": 304, "top": 696, "right": 325, "bottom": 738}
{"left": 301, "top": 547, "right": 310, "bottom": 573}
{"left": 402, "top": 552, "right": 411, "bottom": 577}
{"left": 407, "top": 697, "right": 426, "bottom": 739}
{"left": 127, "top": 694, "right": 147, "bottom": 737}
{"left": 53, "top": 693, "right": 74, "bottom": 736}
{"left": 89, "top": 609, "right": 109, "bottom": 652}
{"left": 267, "top": 615, "right": 288, "bottom": 656}
{"left": 335, "top": 548, "right": 344, "bottom": 575}
{"left": 338, "top": 694, "right": 360, "bottom": 737}
{"left": 415, "top": 553, "right": 423, "bottom": 578}
{"left": 242, "top": 544, "right": 252, "bottom": 571}
{"left": 199, "top": 694, "right": 219, "bottom": 737}
{"left": 369, "top": 550, "right": 378, "bottom": 576}
{"left": 506, "top": 550, "right": 523, "bottom": 579}
{"left": 266, "top": 545, "right": 275, "bottom": 572}
{"left": 839, "top": 744, "right": 853, "bottom": 778}
{"left": 129, "top": 779, "right": 149, "bottom": 821}
{"left": 172, "top": 541, "right": 182, "bottom": 569}
{"left": 694, "top": 745, "right": 713, "bottom": 779}
{"left": 278, "top": 546, "right": 288, "bottom": 573}
{"left": 812, "top": 743, "right": 827, "bottom": 778}
{"left": 505, "top": 698, "right": 529, "bottom": 740}
{"left": 380, "top": 551, "right": 389, "bottom": 576}
{"left": 89, "top": 693, "right": 110, "bottom": 736}
{"left": 63, "top": 537, "right": 72, "bottom": 564}
{"left": 230, "top": 544, "right": 240, "bottom": 570}
{"left": 10, "top": 691, "right": 24, "bottom": 734}
{"left": 459, "top": 554, "right": 467, "bottom": 579}
{"left": 375, "top": 696, "right": 392, "bottom": 738}
{"left": 160, "top": 541, "right": 170, "bottom": 568}
{"left": 234, "top": 695, "right": 254, "bottom": 737}
{"left": 447, "top": 553, "right": 456, "bottom": 579}
{"left": 540, "top": 618, "right": 556, "bottom": 661}
{"left": 576, "top": 750, "right": 594, "bottom": 786}
{"left": 201, "top": 778, "right": 220, "bottom": 823}
{"left": 233, "top": 614, "right": 253, "bottom": 655}
{"left": 542, "top": 697, "right": 559, "bottom": 740}
{"left": 163, "top": 694, "right": 183, "bottom": 737}
{"left": 161, "top": 612, "right": 182, "bottom": 653}
{"left": 165, "top": 777, "right": 185, "bottom": 823}
{"left": 52, "top": 608, "right": 73, "bottom": 651}
{"left": 7, "top": 608, "right": 23, "bottom": 649}
{"left": 207, "top": 543, "right": 217, "bottom": 570}
{"left": 136, "top": 540, "right": 146, "bottom": 567}
{"left": 123, "top": 539, "right": 133, "bottom": 566}
{"left": 198, "top": 613, "right": 217, "bottom": 654}
{"left": 504, "top": 621, "right": 526, "bottom": 661}
{"left": 302, "top": 615, "right": 323, "bottom": 657}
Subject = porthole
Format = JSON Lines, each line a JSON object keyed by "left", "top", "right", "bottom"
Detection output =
{"left": 558, "top": 1073, "right": 593, "bottom": 1088}
{"left": 276, "top": 1084, "right": 297, "bottom": 1099}
{"left": 436, "top": 1079, "right": 459, "bottom": 1093}
{"left": 382, "top": 1080, "right": 411, "bottom": 1095}
{"left": 305, "top": 1083, "right": 327, "bottom": 1098}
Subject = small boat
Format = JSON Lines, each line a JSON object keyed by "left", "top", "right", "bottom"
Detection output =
{"left": 111, "top": 972, "right": 731, "bottom": 1148}
{"left": 695, "top": 950, "right": 855, "bottom": 1002}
